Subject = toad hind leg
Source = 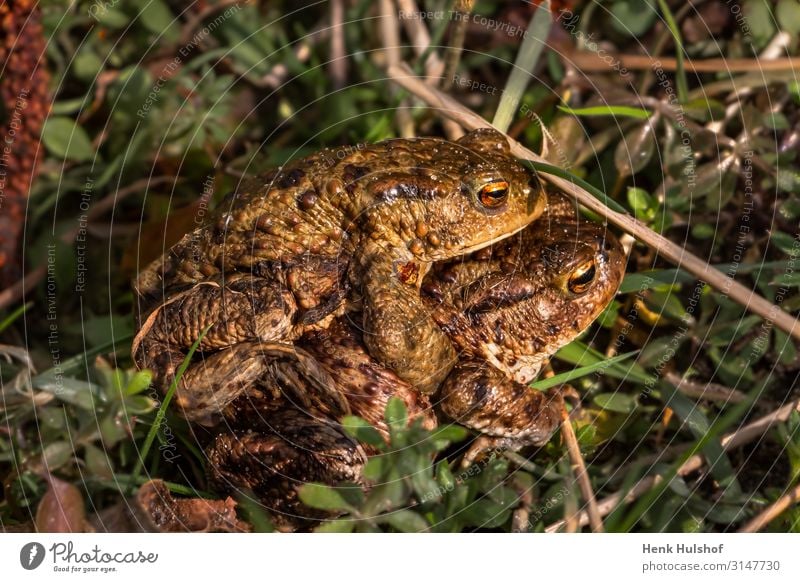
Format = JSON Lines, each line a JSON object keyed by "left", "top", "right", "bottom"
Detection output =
{"left": 137, "top": 340, "right": 350, "bottom": 427}
{"left": 133, "top": 275, "right": 298, "bottom": 358}
{"left": 206, "top": 408, "right": 366, "bottom": 529}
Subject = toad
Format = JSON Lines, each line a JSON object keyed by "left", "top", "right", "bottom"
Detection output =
{"left": 133, "top": 129, "right": 547, "bottom": 423}
{"left": 205, "top": 198, "right": 625, "bottom": 524}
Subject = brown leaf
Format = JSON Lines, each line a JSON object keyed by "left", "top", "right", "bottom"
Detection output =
{"left": 35, "top": 474, "right": 91, "bottom": 533}
{"left": 135, "top": 480, "right": 250, "bottom": 532}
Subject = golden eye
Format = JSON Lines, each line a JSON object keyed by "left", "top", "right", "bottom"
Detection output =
{"left": 568, "top": 260, "right": 596, "bottom": 295}
{"left": 478, "top": 179, "right": 509, "bottom": 208}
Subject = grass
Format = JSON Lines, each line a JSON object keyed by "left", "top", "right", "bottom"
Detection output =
{"left": 1, "top": 0, "right": 799, "bottom": 532}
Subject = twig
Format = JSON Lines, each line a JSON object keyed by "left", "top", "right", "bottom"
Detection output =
{"left": 739, "top": 481, "right": 800, "bottom": 533}
{"left": 438, "top": 0, "right": 471, "bottom": 140}
{"left": 560, "top": 48, "right": 800, "bottom": 74}
{"left": 545, "top": 398, "right": 800, "bottom": 531}
{"left": 380, "top": 0, "right": 414, "bottom": 137}
{"left": 664, "top": 371, "right": 747, "bottom": 404}
{"left": 396, "top": 0, "right": 445, "bottom": 81}
{"left": 562, "top": 482, "right": 580, "bottom": 533}
{"left": 385, "top": 62, "right": 800, "bottom": 342}
{"left": 442, "top": 0, "right": 473, "bottom": 87}
{"left": 329, "top": 0, "right": 347, "bottom": 89}
{"left": 560, "top": 412, "right": 604, "bottom": 532}
{"left": 510, "top": 482, "right": 533, "bottom": 533}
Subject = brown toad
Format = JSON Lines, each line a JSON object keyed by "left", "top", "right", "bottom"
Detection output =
{"left": 133, "top": 129, "right": 546, "bottom": 423}
{"left": 206, "top": 198, "right": 626, "bottom": 525}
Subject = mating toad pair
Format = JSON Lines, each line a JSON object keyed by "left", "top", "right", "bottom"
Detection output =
{"left": 132, "top": 129, "right": 625, "bottom": 522}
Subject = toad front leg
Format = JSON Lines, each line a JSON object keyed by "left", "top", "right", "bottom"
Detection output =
{"left": 357, "top": 252, "right": 456, "bottom": 394}
{"left": 439, "top": 360, "right": 570, "bottom": 448}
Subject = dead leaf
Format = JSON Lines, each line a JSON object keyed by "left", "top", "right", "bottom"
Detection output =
{"left": 35, "top": 474, "right": 91, "bottom": 533}
{"left": 135, "top": 480, "right": 250, "bottom": 532}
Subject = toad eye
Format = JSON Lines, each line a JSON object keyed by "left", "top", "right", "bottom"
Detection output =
{"left": 567, "top": 260, "right": 596, "bottom": 295}
{"left": 478, "top": 179, "right": 509, "bottom": 209}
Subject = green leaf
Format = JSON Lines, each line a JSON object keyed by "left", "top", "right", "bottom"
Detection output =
{"left": 461, "top": 498, "right": 511, "bottom": 529}
{"left": 138, "top": 0, "right": 179, "bottom": 41}
{"left": 410, "top": 467, "right": 441, "bottom": 502}
{"left": 683, "top": 98, "right": 726, "bottom": 122}
{"left": 435, "top": 460, "right": 456, "bottom": 492}
{"left": 41, "top": 116, "right": 95, "bottom": 162}
{"left": 627, "top": 187, "right": 655, "bottom": 219}
{"left": 691, "top": 223, "right": 716, "bottom": 240}
{"left": 558, "top": 105, "right": 651, "bottom": 120}
{"left": 314, "top": 519, "right": 355, "bottom": 533}
{"left": 71, "top": 48, "right": 104, "bottom": 82}
{"left": 645, "top": 288, "right": 690, "bottom": 322}
{"left": 429, "top": 424, "right": 469, "bottom": 446}
{"left": 593, "top": 392, "right": 637, "bottom": 413}
{"left": 776, "top": 170, "right": 800, "bottom": 194}
{"left": 99, "top": 414, "right": 131, "bottom": 448}
{"left": 775, "top": 0, "right": 800, "bottom": 38}
{"left": 84, "top": 443, "right": 113, "bottom": 479}
{"left": 81, "top": 314, "right": 134, "bottom": 348}
{"left": 765, "top": 112, "right": 790, "bottom": 131}
{"left": 656, "top": 0, "right": 688, "bottom": 102}
{"left": 383, "top": 510, "right": 429, "bottom": 532}
{"left": 611, "top": 0, "right": 658, "bottom": 37}
{"left": 361, "top": 477, "right": 408, "bottom": 517}
{"left": 235, "top": 490, "right": 275, "bottom": 533}
{"left": 89, "top": 5, "right": 130, "bottom": 28}
{"left": 555, "top": 340, "right": 651, "bottom": 384}
{"left": 122, "top": 395, "right": 157, "bottom": 415}
{"left": 41, "top": 441, "right": 74, "bottom": 471}
{"left": 486, "top": 485, "right": 521, "bottom": 508}
{"left": 0, "top": 301, "right": 30, "bottom": 334}
{"left": 744, "top": 0, "right": 777, "bottom": 48}
{"left": 385, "top": 397, "right": 408, "bottom": 429}
{"left": 362, "top": 456, "right": 386, "bottom": 481}
{"left": 341, "top": 416, "right": 385, "bottom": 448}
{"left": 619, "top": 269, "right": 695, "bottom": 293}
{"left": 615, "top": 121, "right": 656, "bottom": 177}
{"left": 336, "top": 482, "right": 367, "bottom": 509}
{"left": 298, "top": 483, "right": 354, "bottom": 512}
{"left": 126, "top": 370, "right": 153, "bottom": 396}
{"left": 32, "top": 376, "right": 99, "bottom": 410}
{"left": 527, "top": 161, "right": 628, "bottom": 214}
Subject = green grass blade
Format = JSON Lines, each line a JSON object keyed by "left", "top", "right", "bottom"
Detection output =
{"left": 555, "top": 340, "right": 651, "bottom": 385}
{"left": 0, "top": 301, "right": 32, "bottom": 334}
{"left": 660, "top": 381, "right": 742, "bottom": 501}
{"left": 616, "top": 379, "right": 768, "bottom": 531}
{"left": 132, "top": 325, "right": 211, "bottom": 480}
{"left": 525, "top": 161, "right": 629, "bottom": 214}
{"left": 656, "top": 0, "right": 688, "bottom": 103}
{"left": 492, "top": 2, "right": 553, "bottom": 132}
{"left": 557, "top": 105, "right": 652, "bottom": 120}
{"left": 530, "top": 350, "right": 640, "bottom": 391}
